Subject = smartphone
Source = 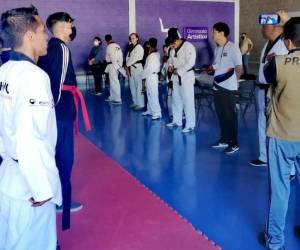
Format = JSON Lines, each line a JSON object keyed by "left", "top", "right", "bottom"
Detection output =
{"left": 259, "top": 14, "right": 280, "bottom": 25}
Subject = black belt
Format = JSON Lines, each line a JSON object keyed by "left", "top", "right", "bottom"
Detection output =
{"left": 131, "top": 60, "right": 143, "bottom": 68}
{"left": 106, "top": 62, "right": 112, "bottom": 65}
{"left": 177, "top": 67, "right": 194, "bottom": 86}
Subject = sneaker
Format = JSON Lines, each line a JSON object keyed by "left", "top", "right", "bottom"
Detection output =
{"left": 70, "top": 201, "right": 83, "bottom": 212}
{"left": 142, "top": 111, "right": 151, "bottom": 116}
{"left": 111, "top": 101, "right": 122, "bottom": 105}
{"left": 105, "top": 98, "right": 112, "bottom": 102}
{"left": 56, "top": 204, "right": 63, "bottom": 213}
{"left": 224, "top": 145, "right": 239, "bottom": 154}
{"left": 249, "top": 159, "right": 267, "bottom": 167}
{"left": 151, "top": 115, "right": 161, "bottom": 120}
{"left": 211, "top": 141, "right": 228, "bottom": 149}
{"left": 92, "top": 92, "right": 102, "bottom": 96}
{"left": 129, "top": 104, "right": 137, "bottom": 108}
{"left": 257, "top": 232, "right": 267, "bottom": 248}
{"left": 166, "top": 122, "right": 182, "bottom": 128}
{"left": 290, "top": 174, "right": 296, "bottom": 181}
{"left": 182, "top": 127, "right": 195, "bottom": 133}
{"left": 294, "top": 225, "right": 300, "bottom": 238}
{"left": 134, "top": 106, "right": 144, "bottom": 111}
{"left": 56, "top": 201, "right": 83, "bottom": 213}
{"left": 56, "top": 241, "right": 61, "bottom": 250}
{"left": 257, "top": 231, "right": 285, "bottom": 250}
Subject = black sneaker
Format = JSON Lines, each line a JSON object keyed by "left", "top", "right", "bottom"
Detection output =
{"left": 224, "top": 145, "right": 239, "bottom": 154}
{"left": 56, "top": 241, "right": 61, "bottom": 250}
{"left": 294, "top": 225, "right": 300, "bottom": 238}
{"left": 257, "top": 231, "right": 285, "bottom": 250}
{"left": 211, "top": 141, "right": 228, "bottom": 149}
{"left": 56, "top": 201, "right": 83, "bottom": 213}
{"left": 249, "top": 159, "right": 267, "bottom": 167}
{"left": 111, "top": 101, "right": 122, "bottom": 105}
{"left": 257, "top": 232, "right": 267, "bottom": 247}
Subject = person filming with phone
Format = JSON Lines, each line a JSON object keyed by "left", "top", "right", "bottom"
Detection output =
{"left": 258, "top": 13, "right": 300, "bottom": 250}
{"left": 249, "top": 10, "right": 289, "bottom": 168}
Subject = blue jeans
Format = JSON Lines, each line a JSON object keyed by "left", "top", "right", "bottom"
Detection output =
{"left": 242, "top": 54, "right": 249, "bottom": 75}
{"left": 266, "top": 137, "right": 300, "bottom": 249}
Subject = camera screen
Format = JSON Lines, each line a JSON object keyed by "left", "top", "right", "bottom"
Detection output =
{"left": 259, "top": 14, "right": 280, "bottom": 25}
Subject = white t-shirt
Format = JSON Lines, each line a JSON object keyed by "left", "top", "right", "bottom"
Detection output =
{"left": 213, "top": 41, "right": 242, "bottom": 91}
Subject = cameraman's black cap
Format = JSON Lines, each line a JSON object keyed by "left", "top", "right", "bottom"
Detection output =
{"left": 46, "top": 12, "right": 74, "bottom": 30}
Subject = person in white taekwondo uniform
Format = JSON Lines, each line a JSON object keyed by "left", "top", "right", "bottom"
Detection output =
{"left": 104, "top": 34, "right": 123, "bottom": 105}
{"left": 0, "top": 5, "right": 62, "bottom": 250}
{"left": 142, "top": 37, "right": 161, "bottom": 120}
{"left": 125, "top": 33, "right": 144, "bottom": 110}
{"left": 166, "top": 28, "right": 196, "bottom": 133}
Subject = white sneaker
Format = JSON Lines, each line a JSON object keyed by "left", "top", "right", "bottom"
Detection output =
{"left": 182, "top": 127, "right": 195, "bottom": 133}
{"left": 142, "top": 111, "right": 151, "bottom": 116}
{"left": 151, "top": 115, "right": 161, "bottom": 120}
{"left": 166, "top": 122, "right": 182, "bottom": 128}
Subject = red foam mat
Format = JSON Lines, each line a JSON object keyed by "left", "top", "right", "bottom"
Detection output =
{"left": 57, "top": 135, "right": 221, "bottom": 250}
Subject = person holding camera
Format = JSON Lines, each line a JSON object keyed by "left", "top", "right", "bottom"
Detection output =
{"left": 259, "top": 15, "right": 300, "bottom": 250}
{"left": 249, "top": 11, "right": 288, "bottom": 167}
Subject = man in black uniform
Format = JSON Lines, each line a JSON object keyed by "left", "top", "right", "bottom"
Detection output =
{"left": 38, "top": 12, "right": 82, "bottom": 232}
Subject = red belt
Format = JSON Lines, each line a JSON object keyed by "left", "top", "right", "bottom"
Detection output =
{"left": 62, "top": 85, "right": 92, "bottom": 133}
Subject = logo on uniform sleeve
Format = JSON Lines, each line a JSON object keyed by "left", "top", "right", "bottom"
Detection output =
{"left": 223, "top": 52, "right": 228, "bottom": 57}
{"left": 29, "top": 99, "right": 35, "bottom": 104}
{"left": 0, "top": 81, "right": 9, "bottom": 94}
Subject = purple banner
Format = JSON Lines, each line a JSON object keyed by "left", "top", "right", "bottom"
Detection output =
{"left": 183, "top": 27, "right": 209, "bottom": 42}
{"left": 136, "top": 0, "right": 235, "bottom": 67}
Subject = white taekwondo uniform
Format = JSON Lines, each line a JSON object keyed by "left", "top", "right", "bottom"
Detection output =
{"left": 126, "top": 44, "right": 144, "bottom": 108}
{"left": 257, "top": 38, "right": 288, "bottom": 163}
{"left": 105, "top": 42, "right": 123, "bottom": 102}
{"left": 0, "top": 52, "right": 62, "bottom": 250}
{"left": 169, "top": 40, "right": 196, "bottom": 129}
{"left": 142, "top": 51, "right": 161, "bottom": 118}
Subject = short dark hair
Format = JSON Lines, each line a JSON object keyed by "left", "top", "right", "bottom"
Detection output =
{"left": 284, "top": 17, "right": 300, "bottom": 47}
{"left": 0, "top": 5, "right": 39, "bottom": 48}
{"left": 213, "top": 22, "right": 230, "bottom": 37}
{"left": 241, "top": 32, "right": 247, "bottom": 36}
{"left": 129, "top": 33, "right": 139, "bottom": 41}
{"left": 168, "top": 27, "right": 179, "bottom": 43}
{"left": 148, "top": 37, "right": 157, "bottom": 49}
{"left": 46, "top": 12, "right": 74, "bottom": 32}
{"left": 94, "top": 36, "right": 101, "bottom": 42}
{"left": 105, "top": 34, "right": 112, "bottom": 42}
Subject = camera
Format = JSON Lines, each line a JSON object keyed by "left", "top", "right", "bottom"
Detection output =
{"left": 259, "top": 14, "right": 280, "bottom": 25}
